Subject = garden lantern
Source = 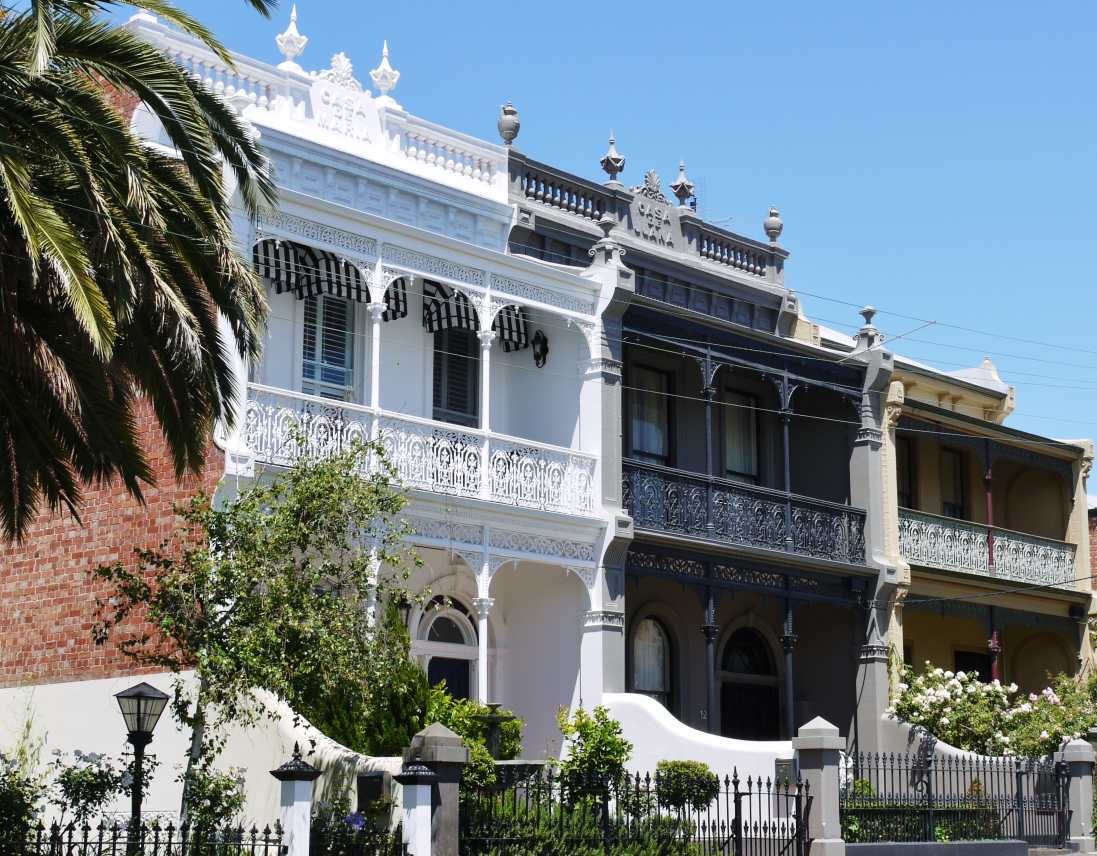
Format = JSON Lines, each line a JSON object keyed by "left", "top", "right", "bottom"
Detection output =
{"left": 114, "top": 682, "right": 169, "bottom": 837}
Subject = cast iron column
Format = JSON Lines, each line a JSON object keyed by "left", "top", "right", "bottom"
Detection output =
{"left": 702, "top": 586, "right": 719, "bottom": 734}
{"left": 779, "top": 371, "right": 795, "bottom": 551}
{"left": 781, "top": 590, "right": 798, "bottom": 739}
{"left": 987, "top": 606, "right": 1001, "bottom": 682}
{"left": 703, "top": 355, "right": 716, "bottom": 537}
{"left": 984, "top": 438, "right": 995, "bottom": 572}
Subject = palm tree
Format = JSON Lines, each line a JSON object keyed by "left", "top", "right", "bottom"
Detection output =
{"left": 0, "top": 0, "right": 277, "bottom": 541}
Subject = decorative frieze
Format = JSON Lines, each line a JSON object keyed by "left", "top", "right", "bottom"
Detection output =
{"left": 488, "top": 530, "right": 597, "bottom": 563}
{"left": 490, "top": 273, "right": 595, "bottom": 315}
{"left": 382, "top": 243, "right": 485, "bottom": 287}
{"left": 584, "top": 610, "right": 625, "bottom": 629}
{"left": 257, "top": 211, "right": 378, "bottom": 258}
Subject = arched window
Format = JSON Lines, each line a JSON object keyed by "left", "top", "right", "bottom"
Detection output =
{"left": 719, "top": 628, "right": 779, "bottom": 740}
{"left": 413, "top": 596, "right": 478, "bottom": 700}
{"left": 721, "top": 628, "right": 775, "bottom": 676}
{"left": 631, "top": 618, "right": 671, "bottom": 709}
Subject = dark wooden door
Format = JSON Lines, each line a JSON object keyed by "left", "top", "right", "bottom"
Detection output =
{"left": 721, "top": 682, "right": 779, "bottom": 740}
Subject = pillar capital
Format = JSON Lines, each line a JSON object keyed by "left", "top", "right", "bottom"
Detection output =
{"left": 472, "top": 596, "right": 494, "bottom": 620}
{"left": 366, "top": 300, "right": 386, "bottom": 322}
{"left": 700, "top": 622, "right": 719, "bottom": 642}
{"left": 477, "top": 328, "right": 497, "bottom": 349}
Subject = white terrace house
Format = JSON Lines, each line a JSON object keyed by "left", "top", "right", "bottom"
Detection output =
{"left": 125, "top": 11, "right": 623, "bottom": 756}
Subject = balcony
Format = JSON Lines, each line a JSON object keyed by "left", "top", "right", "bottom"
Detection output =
{"left": 244, "top": 384, "right": 598, "bottom": 516}
{"left": 898, "top": 508, "right": 1077, "bottom": 586}
{"left": 622, "top": 460, "right": 867, "bottom": 565}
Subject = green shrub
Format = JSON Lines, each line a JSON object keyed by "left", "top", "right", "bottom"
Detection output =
{"left": 654, "top": 761, "right": 719, "bottom": 812}
{"left": 0, "top": 754, "right": 43, "bottom": 833}
{"left": 427, "top": 685, "right": 523, "bottom": 790}
{"left": 556, "top": 706, "right": 632, "bottom": 793}
{"left": 182, "top": 763, "right": 245, "bottom": 832}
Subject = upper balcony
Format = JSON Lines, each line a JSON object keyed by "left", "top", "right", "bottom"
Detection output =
{"left": 235, "top": 215, "right": 605, "bottom": 520}
{"left": 895, "top": 414, "right": 1082, "bottom": 587}
{"left": 618, "top": 311, "right": 870, "bottom": 568}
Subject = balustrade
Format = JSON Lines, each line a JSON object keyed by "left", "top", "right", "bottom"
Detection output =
{"left": 243, "top": 385, "right": 596, "bottom": 516}
{"left": 622, "top": 460, "right": 866, "bottom": 564}
{"left": 898, "top": 508, "right": 1076, "bottom": 586}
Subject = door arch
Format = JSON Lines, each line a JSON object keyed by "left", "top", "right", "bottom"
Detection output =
{"left": 719, "top": 627, "right": 780, "bottom": 739}
{"left": 412, "top": 595, "right": 478, "bottom": 700}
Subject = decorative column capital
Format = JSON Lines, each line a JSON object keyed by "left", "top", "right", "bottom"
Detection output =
{"left": 367, "top": 301, "right": 386, "bottom": 322}
{"left": 780, "top": 632, "right": 799, "bottom": 654}
{"left": 700, "top": 623, "right": 720, "bottom": 643}
{"left": 477, "top": 329, "right": 497, "bottom": 350}
{"left": 472, "top": 597, "right": 494, "bottom": 620}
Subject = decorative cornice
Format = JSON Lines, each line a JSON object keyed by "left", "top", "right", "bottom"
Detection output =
{"left": 489, "top": 529, "right": 596, "bottom": 562}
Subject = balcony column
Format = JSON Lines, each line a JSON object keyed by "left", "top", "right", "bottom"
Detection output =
{"left": 701, "top": 586, "right": 719, "bottom": 734}
{"left": 702, "top": 360, "right": 717, "bottom": 536}
{"left": 368, "top": 301, "right": 384, "bottom": 439}
{"left": 473, "top": 595, "right": 494, "bottom": 704}
{"left": 983, "top": 439, "right": 995, "bottom": 571}
{"left": 781, "top": 591, "right": 798, "bottom": 739}
{"left": 478, "top": 329, "right": 496, "bottom": 501}
{"left": 365, "top": 544, "right": 380, "bottom": 629}
{"left": 771, "top": 370, "right": 797, "bottom": 552}
{"left": 987, "top": 606, "right": 1001, "bottom": 682}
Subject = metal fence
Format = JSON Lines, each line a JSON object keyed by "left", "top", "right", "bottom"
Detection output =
{"left": 459, "top": 767, "right": 809, "bottom": 856}
{"left": 840, "top": 751, "right": 1069, "bottom": 847}
{"left": 310, "top": 824, "right": 407, "bottom": 856}
{"left": 5, "top": 821, "right": 285, "bottom": 855}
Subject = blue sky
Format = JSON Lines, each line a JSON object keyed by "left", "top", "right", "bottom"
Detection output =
{"left": 138, "top": 0, "right": 1096, "bottom": 443}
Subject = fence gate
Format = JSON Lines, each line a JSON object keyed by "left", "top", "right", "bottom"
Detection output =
{"left": 839, "top": 751, "right": 1069, "bottom": 848}
{"left": 459, "top": 767, "right": 810, "bottom": 855}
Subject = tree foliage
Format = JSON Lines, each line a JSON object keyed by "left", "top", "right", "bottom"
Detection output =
{"left": 0, "top": 0, "right": 275, "bottom": 541}
{"left": 91, "top": 439, "right": 419, "bottom": 810}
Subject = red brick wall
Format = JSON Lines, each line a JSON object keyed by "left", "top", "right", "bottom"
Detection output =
{"left": 0, "top": 403, "right": 223, "bottom": 687}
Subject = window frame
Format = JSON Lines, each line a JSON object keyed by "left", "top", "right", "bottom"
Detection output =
{"left": 626, "top": 362, "right": 674, "bottom": 466}
{"left": 300, "top": 294, "right": 357, "bottom": 401}
{"left": 432, "top": 327, "right": 481, "bottom": 427}
{"left": 629, "top": 616, "right": 674, "bottom": 711}
{"left": 941, "top": 447, "right": 966, "bottom": 519}
{"left": 896, "top": 435, "right": 916, "bottom": 510}
{"left": 720, "top": 387, "right": 759, "bottom": 483}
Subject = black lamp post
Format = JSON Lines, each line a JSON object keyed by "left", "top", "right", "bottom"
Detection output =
{"left": 114, "top": 682, "right": 169, "bottom": 837}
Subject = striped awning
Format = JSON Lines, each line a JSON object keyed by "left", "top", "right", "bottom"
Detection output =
{"left": 422, "top": 280, "right": 479, "bottom": 333}
{"left": 492, "top": 304, "right": 530, "bottom": 352}
{"left": 421, "top": 280, "right": 530, "bottom": 352}
{"left": 252, "top": 239, "right": 408, "bottom": 321}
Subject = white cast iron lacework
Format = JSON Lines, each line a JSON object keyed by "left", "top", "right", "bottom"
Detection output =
{"left": 382, "top": 244, "right": 484, "bottom": 287}
{"left": 488, "top": 530, "right": 596, "bottom": 562}
{"left": 490, "top": 273, "right": 595, "bottom": 316}
{"left": 258, "top": 211, "right": 378, "bottom": 259}
{"left": 898, "top": 508, "right": 1075, "bottom": 586}
{"left": 245, "top": 385, "right": 596, "bottom": 516}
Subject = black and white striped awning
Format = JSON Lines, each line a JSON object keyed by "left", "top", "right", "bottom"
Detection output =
{"left": 422, "top": 280, "right": 479, "bottom": 333}
{"left": 252, "top": 239, "right": 408, "bottom": 321}
{"left": 492, "top": 304, "right": 530, "bottom": 352}
{"left": 421, "top": 279, "right": 529, "bottom": 351}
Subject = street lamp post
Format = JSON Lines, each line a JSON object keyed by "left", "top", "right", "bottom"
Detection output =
{"left": 114, "top": 682, "right": 169, "bottom": 840}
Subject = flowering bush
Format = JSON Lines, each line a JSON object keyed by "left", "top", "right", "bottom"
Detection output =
{"left": 890, "top": 663, "right": 1097, "bottom": 756}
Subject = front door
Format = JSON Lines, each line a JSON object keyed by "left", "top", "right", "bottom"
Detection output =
{"left": 428, "top": 657, "right": 471, "bottom": 699}
{"left": 721, "top": 682, "right": 780, "bottom": 739}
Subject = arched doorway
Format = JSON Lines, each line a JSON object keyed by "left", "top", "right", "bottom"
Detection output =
{"left": 720, "top": 627, "right": 780, "bottom": 739}
{"left": 412, "top": 596, "right": 478, "bottom": 700}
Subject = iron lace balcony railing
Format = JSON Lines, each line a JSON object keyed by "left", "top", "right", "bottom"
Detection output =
{"left": 244, "top": 384, "right": 597, "bottom": 516}
{"left": 897, "top": 508, "right": 1077, "bottom": 586}
{"left": 621, "top": 459, "right": 866, "bottom": 565}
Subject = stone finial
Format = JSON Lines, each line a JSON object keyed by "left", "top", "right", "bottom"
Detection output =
{"left": 859, "top": 305, "right": 877, "bottom": 327}
{"left": 669, "top": 160, "right": 695, "bottom": 208}
{"left": 764, "top": 206, "right": 784, "bottom": 244}
{"left": 369, "top": 41, "right": 400, "bottom": 100}
{"left": 600, "top": 132, "right": 625, "bottom": 186}
{"left": 497, "top": 101, "right": 520, "bottom": 146}
{"left": 275, "top": 5, "right": 308, "bottom": 73}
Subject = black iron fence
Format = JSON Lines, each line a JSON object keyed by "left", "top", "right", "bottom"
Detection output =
{"left": 5, "top": 821, "right": 285, "bottom": 855}
{"left": 840, "top": 751, "right": 1069, "bottom": 847}
{"left": 310, "top": 823, "right": 407, "bottom": 856}
{"left": 459, "top": 767, "right": 809, "bottom": 856}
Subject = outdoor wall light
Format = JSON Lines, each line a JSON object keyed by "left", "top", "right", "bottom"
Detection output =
{"left": 532, "top": 330, "right": 549, "bottom": 368}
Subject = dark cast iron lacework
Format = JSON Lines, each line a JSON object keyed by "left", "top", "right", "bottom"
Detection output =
{"left": 840, "top": 752, "right": 1069, "bottom": 848}
{"left": 622, "top": 460, "right": 867, "bottom": 565}
{"left": 8, "top": 821, "right": 285, "bottom": 855}
{"left": 459, "top": 766, "right": 809, "bottom": 856}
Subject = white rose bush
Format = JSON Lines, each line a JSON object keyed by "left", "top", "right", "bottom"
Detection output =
{"left": 890, "top": 664, "right": 1097, "bottom": 757}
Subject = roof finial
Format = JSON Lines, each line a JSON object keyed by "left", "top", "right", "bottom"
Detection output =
{"left": 497, "top": 102, "right": 520, "bottom": 146}
{"left": 764, "top": 206, "right": 784, "bottom": 244}
{"left": 600, "top": 132, "right": 625, "bottom": 187}
{"left": 275, "top": 4, "right": 308, "bottom": 73}
{"left": 669, "top": 160, "right": 695, "bottom": 208}
{"left": 370, "top": 40, "right": 401, "bottom": 105}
